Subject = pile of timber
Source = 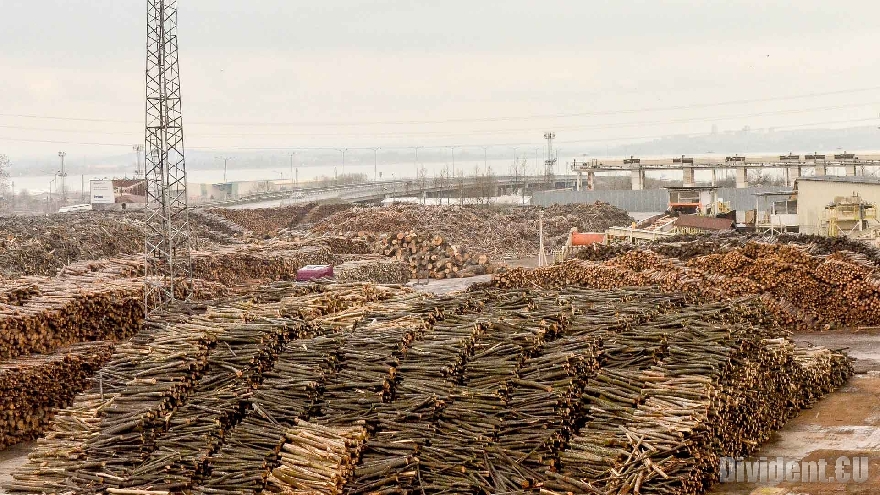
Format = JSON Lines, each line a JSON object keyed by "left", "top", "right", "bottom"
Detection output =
{"left": 576, "top": 231, "right": 880, "bottom": 265}
{"left": 499, "top": 241, "right": 880, "bottom": 329}
{"left": 333, "top": 258, "right": 410, "bottom": 285}
{"left": 8, "top": 288, "right": 853, "bottom": 495}
{"left": 0, "top": 211, "right": 243, "bottom": 279}
{"left": 369, "top": 231, "right": 491, "bottom": 279}
{"left": 311, "top": 202, "right": 634, "bottom": 259}
{"left": 0, "top": 341, "right": 113, "bottom": 451}
{"left": 191, "top": 243, "right": 335, "bottom": 283}
{"left": 0, "top": 278, "right": 143, "bottom": 360}
{"left": 208, "top": 203, "right": 355, "bottom": 237}
{"left": 264, "top": 420, "right": 367, "bottom": 495}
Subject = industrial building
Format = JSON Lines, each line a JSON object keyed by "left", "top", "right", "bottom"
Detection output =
{"left": 795, "top": 176, "right": 880, "bottom": 237}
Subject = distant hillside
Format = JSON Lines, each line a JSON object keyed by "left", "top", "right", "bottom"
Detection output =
{"left": 601, "top": 126, "right": 880, "bottom": 157}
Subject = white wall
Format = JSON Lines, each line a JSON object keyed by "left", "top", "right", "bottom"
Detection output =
{"left": 796, "top": 180, "right": 880, "bottom": 234}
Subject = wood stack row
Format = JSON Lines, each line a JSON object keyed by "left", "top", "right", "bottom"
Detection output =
{"left": 208, "top": 203, "right": 354, "bottom": 237}
{"left": 8, "top": 288, "right": 852, "bottom": 495}
{"left": 0, "top": 278, "right": 144, "bottom": 360}
{"left": 333, "top": 259, "right": 410, "bottom": 285}
{"left": 191, "top": 244, "right": 335, "bottom": 283}
{"left": 497, "top": 241, "right": 880, "bottom": 329}
{"left": 0, "top": 341, "right": 113, "bottom": 451}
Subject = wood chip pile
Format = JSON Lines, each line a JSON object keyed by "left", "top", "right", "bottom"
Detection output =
{"left": 502, "top": 241, "right": 880, "bottom": 329}
{"left": 8, "top": 286, "right": 852, "bottom": 495}
{"left": 0, "top": 341, "right": 113, "bottom": 451}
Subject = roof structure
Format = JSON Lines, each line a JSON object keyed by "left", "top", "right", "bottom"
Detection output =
{"left": 797, "top": 176, "right": 880, "bottom": 186}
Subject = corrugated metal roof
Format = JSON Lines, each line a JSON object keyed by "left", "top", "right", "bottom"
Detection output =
{"left": 674, "top": 215, "right": 736, "bottom": 231}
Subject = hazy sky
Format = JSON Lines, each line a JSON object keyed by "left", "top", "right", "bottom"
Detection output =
{"left": 2, "top": 0, "right": 880, "bottom": 161}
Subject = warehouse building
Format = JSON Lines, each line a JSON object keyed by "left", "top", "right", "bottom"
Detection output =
{"left": 795, "top": 176, "right": 880, "bottom": 235}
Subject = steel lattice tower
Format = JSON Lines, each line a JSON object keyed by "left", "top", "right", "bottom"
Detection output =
{"left": 144, "top": 0, "right": 191, "bottom": 315}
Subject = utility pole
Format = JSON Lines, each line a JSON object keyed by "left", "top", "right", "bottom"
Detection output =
{"left": 481, "top": 146, "right": 489, "bottom": 174}
{"left": 144, "top": 0, "right": 192, "bottom": 314}
{"left": 57, "top": 151, "right": 67, "bottom": 204}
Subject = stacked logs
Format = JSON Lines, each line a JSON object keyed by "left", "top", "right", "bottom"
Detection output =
{"left": 191, "top": 244, "right": 335, "bottom": 283}
{"left": 369, "top": 231, "right": 491, "bottom": 279}
{"left": 264, "top": 421, "right": 367, "bottom": 495}
{"left": 8, "top": 288, "right": 853, "bottom": 495}
{"left": 333, "top": 259, "right": 411, "bottom": 285}
{"left": 0, "top": 278, "right": 144, "bottom": 360}
{"left": 496, "top": 241, "right": 880, "bottom": 329}
{"left": 208, "top": 203, "right": 355, "bottom": 237}
{"left": 0, "top": 341, "right": 113, "bottom": 451}
{"left": 310, "top": 202, "right": 633, "bottom": 259}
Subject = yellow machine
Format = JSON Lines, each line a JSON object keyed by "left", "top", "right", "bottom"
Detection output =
{"left": 822, "top": 195, "right": 879, "bottom": 237}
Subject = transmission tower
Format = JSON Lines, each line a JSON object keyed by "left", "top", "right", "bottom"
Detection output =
{"left": 144, "top": 0, "right": 192, "bottom": 315}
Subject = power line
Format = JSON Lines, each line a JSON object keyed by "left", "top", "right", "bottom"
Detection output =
{"left": 0, "top": 101, "right": 875, "bottom": 139}
{"left": 0, "top": 117, "right": 876, "bottom": 151}
{"left": 0, "top": 86, "right": 878, "bottom": 127}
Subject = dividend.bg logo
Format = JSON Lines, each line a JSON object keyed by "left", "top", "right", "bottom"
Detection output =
{"left": 719, "top": 456, "right": 869, "bottom": 484}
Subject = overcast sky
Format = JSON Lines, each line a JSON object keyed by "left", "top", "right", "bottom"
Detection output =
{"left": 2, "top": 0, "right": 880, "bottom": 162}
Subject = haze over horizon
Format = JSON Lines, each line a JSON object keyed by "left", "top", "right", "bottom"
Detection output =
{"left": 3, "top": 0, "right": 880, "bottom": 171}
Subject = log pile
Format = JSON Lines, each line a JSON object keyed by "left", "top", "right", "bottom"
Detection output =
{"left": 208, "top": 203, "right": 355, "bottom": 237}
{"left": 191, "top": 244, "right": 335, "bottom": 283}
{"left": 0, "top": 211, "right": 241, "bottom": 278}
{"left": 0, "top": 341, "right": 113, "bottom": 451}
{"left": 310, "top": 202, "right": 633, "bottom": 259}
{"left": 498, "top": 241, "right": 880, "bottom": 329}
{"left": 264, "top": 420, "right": 367, "bottom": 495}
{"left": 0, "top": 278, "right": 144, "bottom": 360}
{"left": 8, "top": 288, "right": 853, "bottom": 495}
{"left": 369, "top": 231, "right": 492, "bottom": 279}
{"left": 333, "top": 259, "right": 411, "bottom": 285}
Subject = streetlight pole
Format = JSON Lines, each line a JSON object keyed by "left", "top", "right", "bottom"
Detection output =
{"left": 449, "top": 146, "right": 457, "bottom": 178}
{"left": 334, "top": 148, "right": 348, "bottom": 182}
{"left": 216, "top": 156, "right": 231, "bottom": 199}
{"left": 512, "top": 147, "right": 520, "bottom": 179}
{"left": 289, "top": 152, "right": 297, "bottom": 188}
{"left": 57, "top": 152, "right": 67, "bottom": 204}
{"left": 413, "top": 146, "right": 423, "bottom": 177}
{"left": 370, "top": 147, "right": 380, "bottom": 182}
{"left": 481, "top": 146, "right": 489, "bottom": 175}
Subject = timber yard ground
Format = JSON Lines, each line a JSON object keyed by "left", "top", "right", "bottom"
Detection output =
{"left": 0, "top": 203, "right": 877, "bottom": 495}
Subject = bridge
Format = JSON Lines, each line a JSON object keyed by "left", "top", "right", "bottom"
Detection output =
{"left": 572, "top": 152, "right": 880, "bottom": 190}
{"left": 197, "top": 174, "right": 573, "bottom": 210}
